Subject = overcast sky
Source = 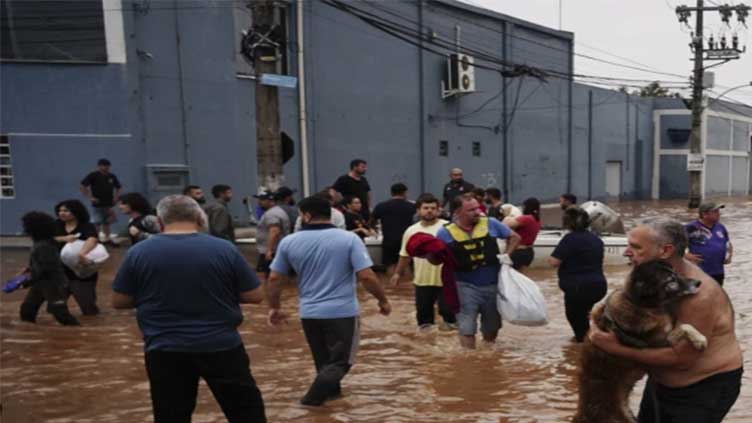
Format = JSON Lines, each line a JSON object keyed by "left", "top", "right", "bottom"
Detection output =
{"left": 463, "top": 0, "right": 752, "bottom": 104}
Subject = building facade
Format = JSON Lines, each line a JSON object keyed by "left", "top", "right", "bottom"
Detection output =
{"left": 1, "top": 0, "right": 746, "bottom": 234}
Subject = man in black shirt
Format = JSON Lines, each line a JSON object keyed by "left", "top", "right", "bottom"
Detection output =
{"left": 442, "top": 168, "right": 474, "bottom": 209}
{"left": 80, "top": 158, "right": 121, "bottom": 242}
{"left": 333, "top": 159, "right": 372, "bottom": 220}
{"left": 371, "top": 183, "right": 416, "bottom": 271}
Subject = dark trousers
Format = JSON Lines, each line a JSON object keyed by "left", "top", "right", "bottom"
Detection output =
{"left": 20, "top": 280, "right": 79, "bottom": 325}
{"left": 300, "top": 317, "right": 359, "bottom": 404}
{"left": 561, "top": 279, "right": 607, "bottom": 342}
{"left": 67, "top": 279, "right": 100, "bottom": 315}
{"left": 415, "top": 285, "right": 456, "bottom": 326}
{"left": 710, "top": 273, "right": 725, "bottom": 286}
{"left": 144, "top": 344, "right": 266, "bottom": 423}
{"left": 638, "top": 368, "right": 742, "bottom": 423}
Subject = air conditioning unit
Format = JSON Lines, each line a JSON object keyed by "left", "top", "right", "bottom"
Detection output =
{"left": 451, "top": 53, "right": 475, "bottom": 93}
{"left": 442, "top": 53, "right": 476, "bottom": 98}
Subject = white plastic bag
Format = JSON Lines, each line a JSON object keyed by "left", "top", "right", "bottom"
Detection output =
{"left": 497, "top": 262, "right": 548, "bottom": 326}
{"left": 60, "top": 240, "right": 110, "bottom": 279}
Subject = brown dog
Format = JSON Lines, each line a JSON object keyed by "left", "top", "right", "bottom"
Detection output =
{"left": 572, "top": 260, "right": 707, "bottom": 423}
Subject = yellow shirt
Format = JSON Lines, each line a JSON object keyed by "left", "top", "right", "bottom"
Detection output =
{"left": 398, "top": 219, "right": 448, "bottom": 287}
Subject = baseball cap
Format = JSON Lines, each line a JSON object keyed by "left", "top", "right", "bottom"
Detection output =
{"left": 274, "top": 186, "right": 296, "bottom": 200}
{"left": 252, "top": 188, "right": 275, "bottom": 200}
{"left": 698, "top": 202, "right": 724, "bottom": 214}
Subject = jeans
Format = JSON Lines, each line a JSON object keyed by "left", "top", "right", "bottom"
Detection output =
{"left": 456, "top": 282, "right": 501, "bottom": 336}
{"left": 144, "top": 344, "right": 266, "bottom": 423}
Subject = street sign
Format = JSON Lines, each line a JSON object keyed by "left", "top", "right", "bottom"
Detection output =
{"left": 687, "top": 153, "right": 705, "bottom": 171}
{"left": 259, "top": 74, "right": 298, "bottom": 88}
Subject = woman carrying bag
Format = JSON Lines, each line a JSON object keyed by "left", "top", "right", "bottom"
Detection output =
{"left": 54, "top": 199, "right": 101, "bottom": 316}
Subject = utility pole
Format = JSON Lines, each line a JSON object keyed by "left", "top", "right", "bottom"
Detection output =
{"left": 251, "top": 1, "right": 284, "bottom": 191}
{"left": 676, "top": 1, "right": 750, "bottom": 208}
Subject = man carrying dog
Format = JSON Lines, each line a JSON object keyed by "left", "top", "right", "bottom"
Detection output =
{"left": 589, "top": 217, "right": 742, "bottom": 423}
{"left": 436, "top": 193, "right": 520, "bottom": 349}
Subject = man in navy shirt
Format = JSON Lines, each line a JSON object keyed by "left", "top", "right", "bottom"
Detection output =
{"left": 112, "top": 195, "right": 266, "bottom": 423}
{"left": 685, "top": 202, "right": 733, "bottom": 286}
{"left": 268, "top": 195, "right": 391, "bottom": 407}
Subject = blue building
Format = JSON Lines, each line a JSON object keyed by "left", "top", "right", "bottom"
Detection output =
{"left": 1, "top": 0, "right": 749, "bottom": 234}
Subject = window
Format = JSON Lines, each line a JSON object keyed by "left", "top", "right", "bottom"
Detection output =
{"left": 1, "top": 0, "right": 107, "bottom": 63}
{"left": 439, "top": 140, "right": 448, "bottom": 157}
{"left": 667, "top": 128, "right": 691, "bottom": 145}
{"left": 472, "top": 141, "right": 481, "bottom": 157}
{"left": 0, "top": 135, "right": 14, "bottom": 199}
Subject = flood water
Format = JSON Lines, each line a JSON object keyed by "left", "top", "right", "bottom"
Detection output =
{"left": 1, "top": 198, "right": 750, "bottom": 422}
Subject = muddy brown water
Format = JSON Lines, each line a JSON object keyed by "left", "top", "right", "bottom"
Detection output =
{"left": 1, "top": 198, "right": 750, "bottom": 422}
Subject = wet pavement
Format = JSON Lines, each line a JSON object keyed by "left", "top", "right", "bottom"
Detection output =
{"left": 1, "top": 197, "right": 750, "bottom": 422}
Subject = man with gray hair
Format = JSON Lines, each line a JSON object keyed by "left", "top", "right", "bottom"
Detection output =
{"left": 112, "top": 195, "right": 267, "bottom": 422}
{"left": 590, "top": 217, "right": 742, "bottom": 423}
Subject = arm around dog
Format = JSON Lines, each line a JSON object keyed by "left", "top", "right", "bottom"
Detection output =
{"left": 590, "top": 292, "right": 714, "bottom": 369}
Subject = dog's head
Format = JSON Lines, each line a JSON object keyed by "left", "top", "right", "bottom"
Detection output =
{"left": 626, "top": 260, "right": 701, "bottom": 308}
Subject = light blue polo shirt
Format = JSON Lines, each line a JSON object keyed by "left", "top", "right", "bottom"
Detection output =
{"left": 270, "top": 225, "right": 373, "bottom": 319}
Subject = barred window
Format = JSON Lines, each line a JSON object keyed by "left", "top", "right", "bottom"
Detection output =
{"left": 0, "top": 135, "right": 14, "bottom": 199}
{"left": 1, "top": 0, "right": 107, "bottom": 63}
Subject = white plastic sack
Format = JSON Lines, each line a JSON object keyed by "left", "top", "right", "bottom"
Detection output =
{"left": 497, "top": 263, "right": 548, "bottom": 326}
{"left": 60, "top": 240, "right": 110, "bottom": 279}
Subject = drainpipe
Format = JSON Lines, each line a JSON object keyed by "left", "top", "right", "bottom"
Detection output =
{"left": 418, "top": 1, "right": 426, "bottom": 192}
{"left": 566, "top": 40, "right": 573, "bottom": 194}
{"left": 297, "top": 0, "right": 311, "bottom": 196}
{"left": 588, "top": 90, "right": 593, "bottom": 200}
{"left": 173, "top": 0, "right": 190, "bottom": 168}
{"left": 502, "top": 22, "right": 510, "bottom": 201}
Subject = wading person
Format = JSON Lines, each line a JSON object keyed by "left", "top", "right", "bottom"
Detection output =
{"left": 253, "top": 188, "right": 291, "bottom": 281}
{"left": 333, "top": 159, "right": 372, "bottom": 220}
{"left": 343, "top": 196, "right": 373, "bottom": 240}
{"left": 390, "top": 193, "right": 456, "bottom": 331}
{"left": 503, "top": 197, "right": 542, "bottom": 272}
{"left": 53, "top": 199, "right": 100, "bottom": 316}
{"left": 684, "top": 202, "right": 733, "bottom": 286}
{"left": 80, "top": 158, "right": 121, "bottom": 242}
{"left": 204, "top": 184, "right": 235, "bottom": 242}
{"left": 19, "top": 212, "right": 80, "bottom": 326}
{"left": 117, "top": 192, "right": 160, "bottom": 245}
{"left": 559, "top": 192, "right": 577, "bottom": 210}
{"left": 182, "top": 185, "right": 206, "bottom": 205}
{"left": 371, "top": 183, "right": 416, "bottom": 272}
{"left": 267, "top": 195, "right": 391, "bottom": 407}
{"left": 441, "top": 168, "right": 474, "bottom": 209}
{"left": 589, "top": 217, "right": 743, "bottom": 423}
{"left": 436, "top": 194, "right": 521, "bottom": 349}
{"left": 112, "top": 195, "right": 266, "bottom": 423}
{"left": 547, "top": 206, "right": 606, "bottom": 342}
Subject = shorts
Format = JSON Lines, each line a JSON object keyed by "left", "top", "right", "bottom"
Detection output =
{"left": 637, "top": 367, "right": 742, "bottom": 423}
{"left": 456, "top": 281, "right": 501, "bottom": 336}
{"left": 256, "top": 254, "right": 273, "bottom": 275}
{"left": 91, "top": 206, "right": 116, "bottom": 225}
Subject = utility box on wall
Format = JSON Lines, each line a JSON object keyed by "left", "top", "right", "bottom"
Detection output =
{"left": 145, "top": 164, "right": 190, "bottom": 205}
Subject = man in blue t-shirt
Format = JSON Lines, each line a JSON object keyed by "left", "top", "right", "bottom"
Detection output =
{"left": 685, "top": 202, "right": 734, "bottom": 286}
{"left": 436, "top": 193, "right": 521, "bottom": 349}
{"left": 112, "top": 195, "right": 266, "bottom": 423}
{"left": 268, "top": 196, "right": 391, "bottom": 407}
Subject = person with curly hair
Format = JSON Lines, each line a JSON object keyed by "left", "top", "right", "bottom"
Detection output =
{"left": 117, "top": 193, "right": 160, "bottom": 245}
{"left": 19, "top": 211, "right": 80, "bottom": 325}
{"left": 53, "top": 199, "right": 100, "bottom": 315}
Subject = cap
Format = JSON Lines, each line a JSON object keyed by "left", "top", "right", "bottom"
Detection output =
{"left": 274, "top": 186, "right": 296, "bottom": 200}
{"left": 698, "top": 202, "right": 724, "bottom": 214}
{"left": 252, "top": 188, "right": 275, "bottom": 200}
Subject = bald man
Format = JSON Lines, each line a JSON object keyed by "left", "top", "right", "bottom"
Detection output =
{"left": 442, "top": 168, "right": 474, "bottom": 208}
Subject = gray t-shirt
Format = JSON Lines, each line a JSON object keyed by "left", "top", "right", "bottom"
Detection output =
{"left": 257, "top": 205, "right": 291, "bottom": 254}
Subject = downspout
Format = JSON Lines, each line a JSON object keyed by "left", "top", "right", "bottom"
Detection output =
{"left": 297, "top": 0, "right": 311, "bottom": 196}
{"left": 418, "top": 0, "right": 426, "bottom": 192}
{"left": 566, "top": 38, "right": 573, "bottom": 194}
{"left": 587, "top": 90, "right": 593, "bottom": 200}
{"left": 501, "top": 22, "right": 510, "bottom": 201}
{"left": 173, "top": 0, "right": 190, "bottom": 168}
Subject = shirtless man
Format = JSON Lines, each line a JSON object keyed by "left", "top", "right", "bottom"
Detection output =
{"left": 589, "top": 217, "right": 743, "bottom": 423}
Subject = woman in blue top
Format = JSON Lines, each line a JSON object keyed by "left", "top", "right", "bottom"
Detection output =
{"left": 548, "top": 206, "right": 607, "bottom": 342}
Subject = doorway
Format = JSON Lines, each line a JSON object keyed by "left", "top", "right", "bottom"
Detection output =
{"left": 606, "top": 161, "right": 622, "bottom": 198}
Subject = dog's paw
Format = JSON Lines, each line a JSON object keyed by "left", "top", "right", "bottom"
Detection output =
{"left": 679, "top": 324, "right": 708, "bottom": 350}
